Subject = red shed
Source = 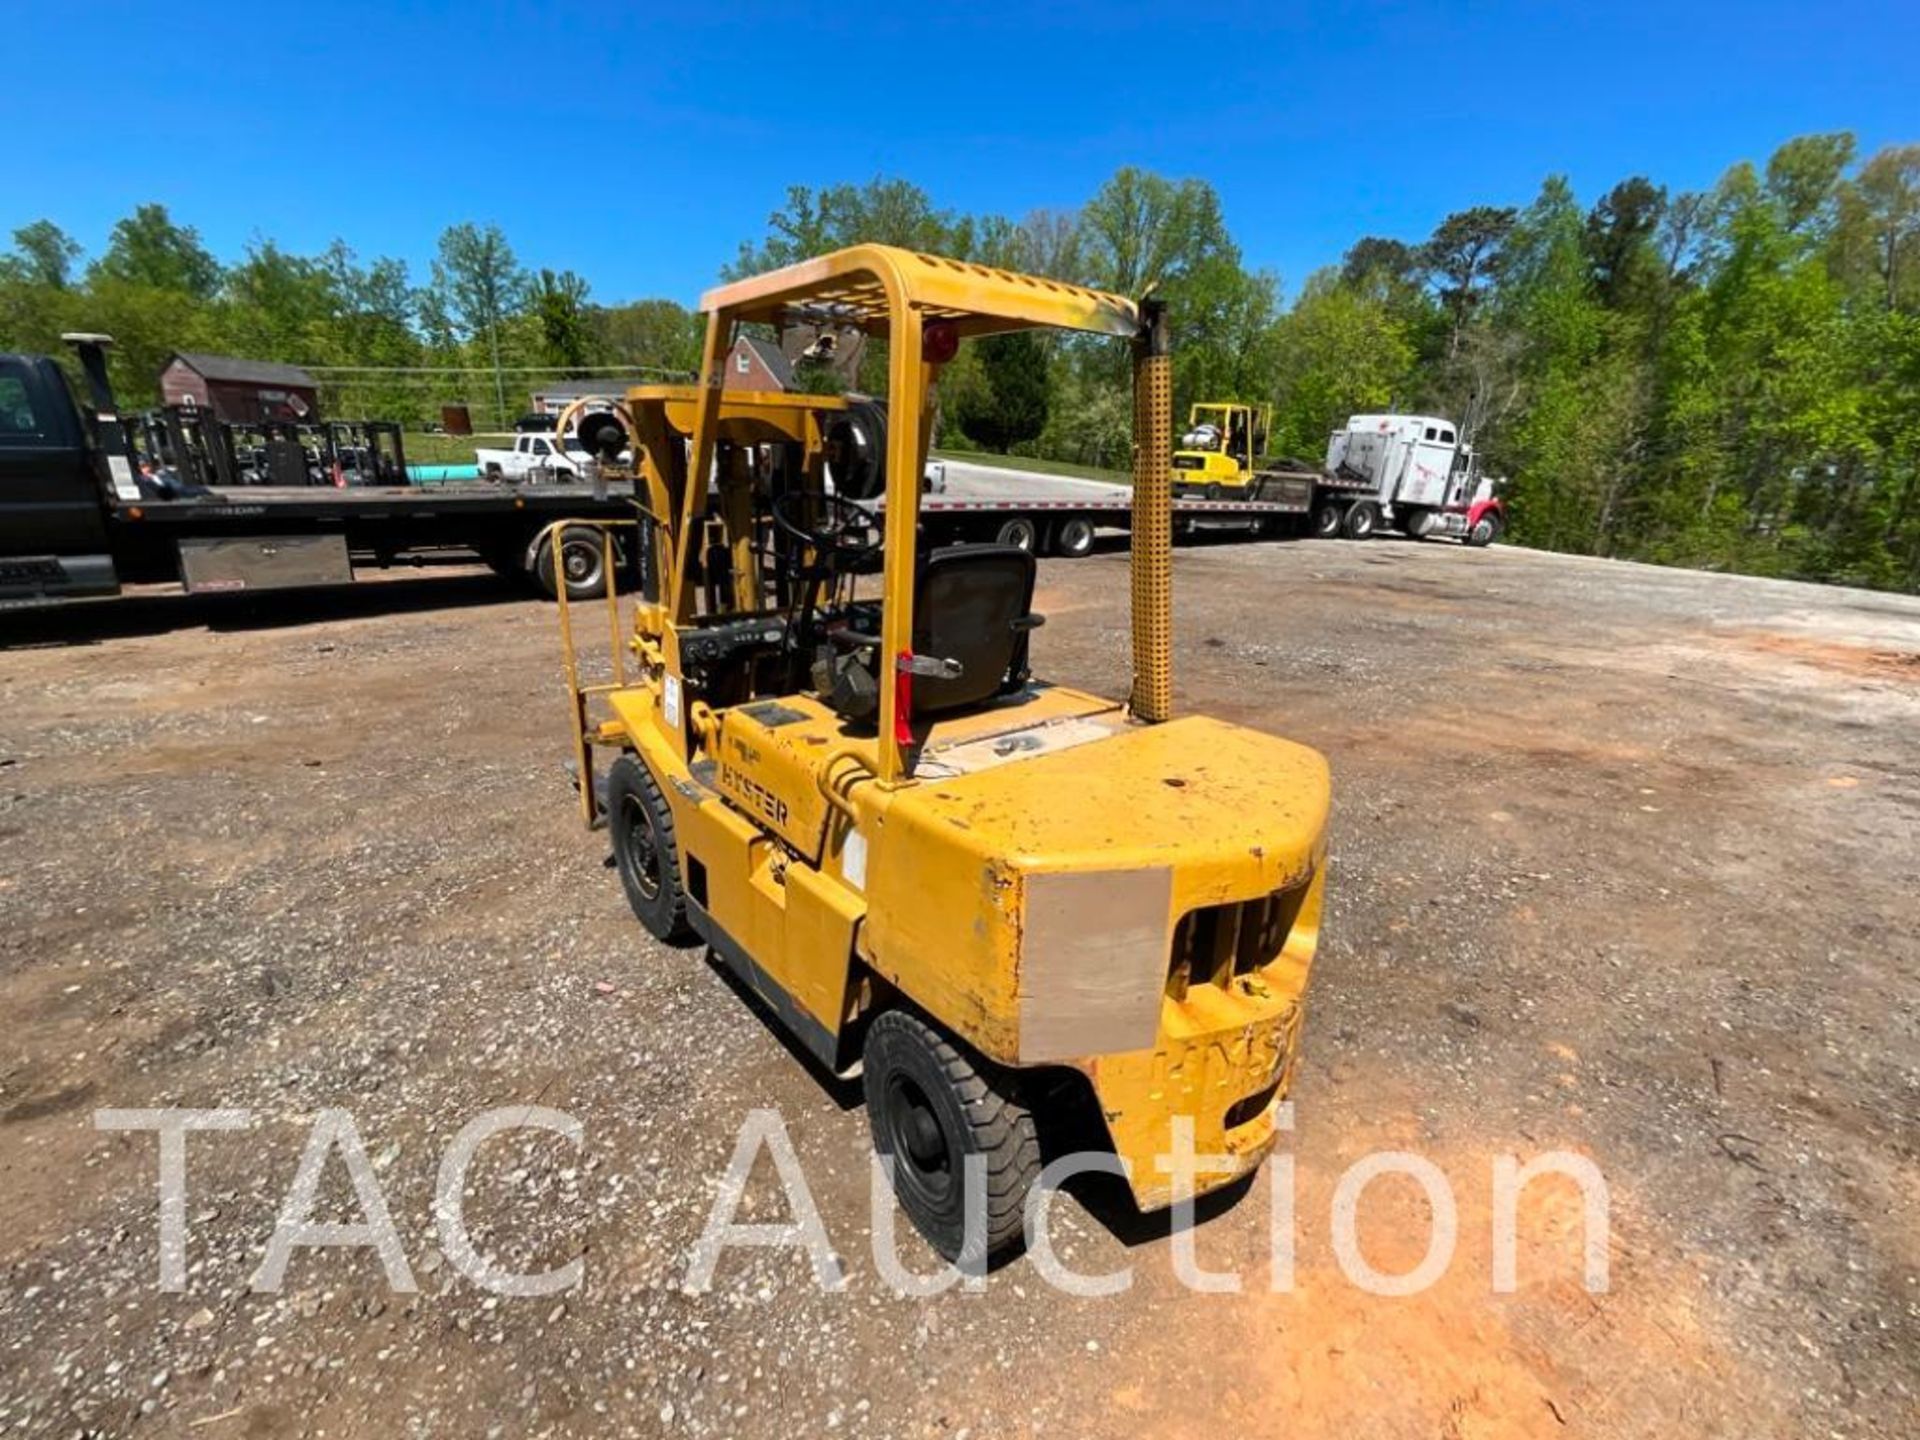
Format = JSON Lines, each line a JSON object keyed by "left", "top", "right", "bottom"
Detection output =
{"left": 159, "top": 353, "right": 321, "bottom": 424}
{"left": 724, "top": 334, "right": 795, "bottom": 391}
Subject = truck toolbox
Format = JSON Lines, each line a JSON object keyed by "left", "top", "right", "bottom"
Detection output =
{"left": 176, "top": 534, "right": 353, "bottom": 593}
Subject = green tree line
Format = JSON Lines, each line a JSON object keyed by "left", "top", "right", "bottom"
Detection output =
{"left": 728, "top": 140, "right": 1920, "bottom": 592}
{"left": 0, "top": 208, "right": 705, "bottom": 430}
{"left": 4, "top": 133, "right": 1918, "bottom": 589}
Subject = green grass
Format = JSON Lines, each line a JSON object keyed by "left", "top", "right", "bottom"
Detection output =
{"left": 399, "top": 432, "right": 498, "bottom": 466}
{"left": 932, "top": 447, "right": 1130, "bottom": 485}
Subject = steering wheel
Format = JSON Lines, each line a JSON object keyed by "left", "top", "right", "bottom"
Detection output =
{"left": 770, "top": 490, "right": 882, "bottom": 567}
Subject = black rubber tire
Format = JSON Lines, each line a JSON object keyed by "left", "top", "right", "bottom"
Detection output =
{"left": 994, "top": 517, "right": 1040, "bottom": 553}
{"left": 1466, "top": 513, "right": 1502, "bottom": 548}
{"left": 1343, "top": 501, "right": 1380, "bottom": 540}
{"left": 864, "top": 1010, "right": 1040, "bottom": 1263}
{"left": 535, "top": 525, "right": 611, "bottom": 601}
{"left": 1052, "top": 516, "right": 1096, "bottom": 558}
{"left": 606, "top": 756, "right": 696, "bottom": 946}
{"left": 825, "top": 399, "right": 889, "bottom": 501}
{"left": 1203, "top": 483, "right": 1222, "bottom": 501}
{"left": 1310, "top": 502, "right": 1345, "bottom": 539}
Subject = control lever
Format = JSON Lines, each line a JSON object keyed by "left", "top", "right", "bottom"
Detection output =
{"left": 898, "top": 653, "right": 963, "bottom": 680}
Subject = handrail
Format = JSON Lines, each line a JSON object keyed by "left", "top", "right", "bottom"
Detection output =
{"left": 816, "top": 743, "right": 876, "bottom": 823}
{"left": 544, "top": 517, "right": 640, "bottom": 826}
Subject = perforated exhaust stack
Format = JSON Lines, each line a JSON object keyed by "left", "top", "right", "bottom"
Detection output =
{"left": 1129, "top": 299, "right": 1173, "bottom": 723}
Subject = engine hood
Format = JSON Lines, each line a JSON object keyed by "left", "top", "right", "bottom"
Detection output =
{"left": 900, "top": 711, "right": 1328, "bottom": 881}
{"left": 858, "top": 712, "right": 1330, "bottom": 1064}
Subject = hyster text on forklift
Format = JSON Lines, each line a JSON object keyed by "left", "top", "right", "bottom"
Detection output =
{"left": 0, "top": 336, "right": 634, "bottom": 607}
{"left": 550, "top": 246, "right": 1331, "bottom": 1262}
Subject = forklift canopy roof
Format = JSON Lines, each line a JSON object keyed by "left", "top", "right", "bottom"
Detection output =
{"left": 698, "top": 245, "right": 1140, "bottom": 341}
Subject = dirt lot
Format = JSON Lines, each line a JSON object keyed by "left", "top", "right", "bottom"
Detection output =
{"left": 1, "top": 538, "right": 1915, "bottom": 1439}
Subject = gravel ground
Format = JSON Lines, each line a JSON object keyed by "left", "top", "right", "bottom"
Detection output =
{"left": 0, "top": 538, "right": 1915, "bottom": 1439}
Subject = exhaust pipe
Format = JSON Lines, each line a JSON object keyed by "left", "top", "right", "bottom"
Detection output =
{"left": 1130, "top": 299, "right": 1172, "bottom": 723}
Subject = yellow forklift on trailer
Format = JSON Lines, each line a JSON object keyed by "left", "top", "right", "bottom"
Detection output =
{"left": 1171, "top": 400, "right": 1318, "bottom": 508}
{"left": 1173, "top": 401, "right": 1270, "bottom": 498}
{"left": 550, "top": 246, "right": 1330, "bottom": 1261}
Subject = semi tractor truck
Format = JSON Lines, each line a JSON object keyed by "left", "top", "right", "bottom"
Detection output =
{"left": 1173, "top": 403, "right": 1506, "bottom": 546}
{"left": 0, "top": 336, "right": 638, "bottom": 605}
{"left": 1316, "top": 413, "right": 1505, "bottom": 546}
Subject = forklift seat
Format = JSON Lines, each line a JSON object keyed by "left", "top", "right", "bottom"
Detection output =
{"left": 910, "top": 544, "right": 1043, "bottom": 713}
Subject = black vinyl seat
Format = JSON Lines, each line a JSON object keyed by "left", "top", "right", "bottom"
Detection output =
{"left": 910, "top": 544, "right": 1043, "bottom": 713}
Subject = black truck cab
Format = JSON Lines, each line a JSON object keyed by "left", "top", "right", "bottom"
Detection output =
{"left": 0, "top": 348, "right": 122, "bottom": 599}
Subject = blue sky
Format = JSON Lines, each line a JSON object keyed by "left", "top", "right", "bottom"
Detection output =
{"left": 5, "top": 2, "right": 1913, "bottom": 309}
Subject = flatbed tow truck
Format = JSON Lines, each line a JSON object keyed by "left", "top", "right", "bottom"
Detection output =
{"left": 1, "top": 336, "right": 633, "bottom": 606}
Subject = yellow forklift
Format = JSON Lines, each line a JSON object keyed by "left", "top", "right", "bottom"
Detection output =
{"left": 551, "top": 247, "right": 1329, "bottom": 1261}
{"left": 1172, "top": 400, "right": 1298, "bottom": 500}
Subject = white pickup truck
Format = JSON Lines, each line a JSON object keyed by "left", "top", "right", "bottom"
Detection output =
{"left": 474, "top": 433, "right": 589, "bottom": 482}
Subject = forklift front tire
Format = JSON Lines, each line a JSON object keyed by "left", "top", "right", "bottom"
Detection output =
{"left": 607, "top": 756, "right": 696, "bottom": 946}
{"left": 864, "top": 1010, "right": 1040, "bottom": 1263}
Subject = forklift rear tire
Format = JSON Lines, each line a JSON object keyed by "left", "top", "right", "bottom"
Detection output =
{"left": 607, "top": 756, "right": 696, "bottom": 946}
{"left": 1310, "top": 502, "right": 1344, "bottom": 539}
{"left": 1203, "top": 483, "right": 1223, "bottom": 501}
{"left": 1342, "top": 501, "right": 1380, "bottom": 540}
{"left": 864, "top": 1010, "right": 1040, "bottom": 1263}
{"left": 1052, "top": 516, "right": 1096, "bottom": 558}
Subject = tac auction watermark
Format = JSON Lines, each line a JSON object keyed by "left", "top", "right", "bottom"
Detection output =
{"left": 91, "top": 1105, "right": 1610, "bottom": 1300}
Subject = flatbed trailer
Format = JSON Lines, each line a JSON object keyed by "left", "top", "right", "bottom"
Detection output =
{"left": 900, "top": 458, "right": 1312, "bottom": 558}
